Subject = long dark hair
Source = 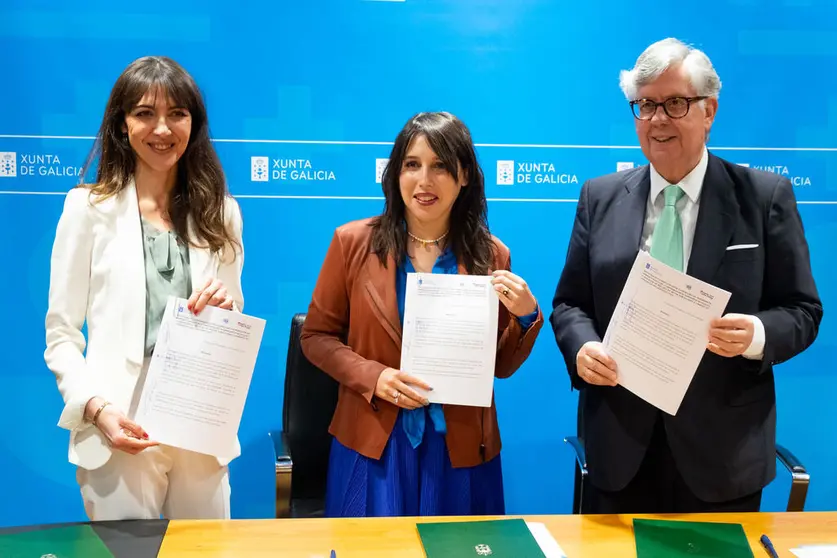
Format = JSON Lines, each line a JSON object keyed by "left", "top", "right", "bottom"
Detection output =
{"left": 80, "top": 55, "right": 238, "bottom": 256}
{"left": 369, "top": 112, "right": 493, "bottom": 275}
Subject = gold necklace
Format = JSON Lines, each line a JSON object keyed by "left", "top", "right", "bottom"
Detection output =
{"left": 407, "top": 230, "right": 449, "bottom": 248}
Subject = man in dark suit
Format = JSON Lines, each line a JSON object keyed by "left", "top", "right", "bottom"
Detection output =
{"left": 550, "top": 38, "right": 822, "bottom": 514}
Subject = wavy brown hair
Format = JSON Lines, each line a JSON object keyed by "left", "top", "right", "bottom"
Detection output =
{"left": 80, "top": 55, "right": 239, "bottom": 256}
{"left": 370, "top": 112, "right": 493, "bottom": 274}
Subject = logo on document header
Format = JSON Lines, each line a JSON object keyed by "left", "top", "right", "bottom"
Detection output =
{"left": 495, "top": 160, "right": 578, "bottom": 185}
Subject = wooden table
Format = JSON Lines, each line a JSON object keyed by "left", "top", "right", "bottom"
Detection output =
{"left": 157, "top": 512, "right": 837, "bottom": 557}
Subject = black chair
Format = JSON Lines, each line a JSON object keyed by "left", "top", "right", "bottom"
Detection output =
{"left": 564, "top": 390, "right": 810, "bottom": 513}
{"left": 269, "top": 313, "right": 339, "bottom": 518}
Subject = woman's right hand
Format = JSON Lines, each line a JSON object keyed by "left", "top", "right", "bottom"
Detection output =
{"left": 85, "top": 398, "right": 159, "bottom": 454}
{"left": 374, "top": 368, "right": 432, "bottom": 409}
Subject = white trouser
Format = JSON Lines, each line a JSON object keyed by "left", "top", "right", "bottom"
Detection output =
{"left": 76, "top": 443, "right": 231, "bottom": 521}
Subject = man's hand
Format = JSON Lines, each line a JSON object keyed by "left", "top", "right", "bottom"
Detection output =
{"left": 707, "top": 313, "right": 755, "bottom": 357}
{"left": 576, "top": 342, "right": 618, "bottom": 386}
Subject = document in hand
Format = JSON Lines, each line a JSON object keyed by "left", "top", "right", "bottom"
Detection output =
{"left": 400, "top": 273, "right": 499, "bottom": 407}
{"left": 133, "top": 296, "right": 266, "bottom": 458}
{"left": 602, "top": 251, "right": 731, "bottom": 415}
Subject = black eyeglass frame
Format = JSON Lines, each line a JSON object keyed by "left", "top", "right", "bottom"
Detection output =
{"left": 629, "top": 96, "right": 708, "bottom": 120}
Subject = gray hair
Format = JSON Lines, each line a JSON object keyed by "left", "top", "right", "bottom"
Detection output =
{"left": 619, "top": 38, "right": 722, "bottom": 100}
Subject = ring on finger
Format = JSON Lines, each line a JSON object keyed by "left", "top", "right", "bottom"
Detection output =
{"left": 393, "top": 391, "right": 401, "bottom": 404}
{"left": 502, "top": 288, "right": 510, "bottom": 297}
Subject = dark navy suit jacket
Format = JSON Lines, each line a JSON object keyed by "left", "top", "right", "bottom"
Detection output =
{"left": 551, "top": 153, "right": 822, "bottom": 502}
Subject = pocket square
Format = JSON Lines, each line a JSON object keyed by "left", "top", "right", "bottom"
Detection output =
{"left": 726, "top": 244, "right": 758, "bottom": 251}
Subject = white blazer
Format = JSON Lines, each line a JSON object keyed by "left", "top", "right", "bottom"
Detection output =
{"left": 44, "top": 183, "right": 245, "bottom": 471}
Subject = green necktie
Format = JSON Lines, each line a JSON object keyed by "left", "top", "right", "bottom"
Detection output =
{"left": 650, "top": 185, "right": 685, "bottom": 271}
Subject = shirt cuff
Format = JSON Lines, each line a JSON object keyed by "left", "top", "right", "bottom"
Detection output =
{"left": 742, "top": 315, "right": 766, "bottom": 360}
{"left": 515, "top": 309, "right": 539, "bottom": 331}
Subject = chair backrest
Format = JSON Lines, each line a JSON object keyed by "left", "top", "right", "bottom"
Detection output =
{"left": 282, "top": 313, "right": 339, "bottom": 501}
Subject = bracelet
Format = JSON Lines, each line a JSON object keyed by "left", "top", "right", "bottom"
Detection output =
{"left": 91, "top": 401, "right": 111, "bottom": 426}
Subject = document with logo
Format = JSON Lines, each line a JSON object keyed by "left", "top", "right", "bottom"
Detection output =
{"left": 602, "top": 251, "right": 731, "bottom": 415}
{"left": 133, "top": 296, "right": 265, "bottom": 458}
{"left": 401, "top": 273, "right": 499, "bottom": 407}
{"left": 417, "top": 519, "right": 559, "bottom": 558}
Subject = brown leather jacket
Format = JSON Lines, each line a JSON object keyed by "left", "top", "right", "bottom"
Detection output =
{"left": 300, "top": 218, "right": 543, "bottom": 468}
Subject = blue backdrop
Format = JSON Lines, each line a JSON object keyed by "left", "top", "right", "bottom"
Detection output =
{"left": 1, "top": 0, "right": 835, "bottom": 526}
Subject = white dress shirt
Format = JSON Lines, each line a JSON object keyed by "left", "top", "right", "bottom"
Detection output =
{"left": 640, "top": 147, "right": 765, "bottom": 359}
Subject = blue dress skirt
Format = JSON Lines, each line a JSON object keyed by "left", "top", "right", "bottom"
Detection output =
{"left": 324, "top": 409, "right": 505, "bottom": 517}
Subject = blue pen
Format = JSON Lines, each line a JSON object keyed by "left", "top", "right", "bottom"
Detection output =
{"left": 760, "top": 534, "right": 779, "bottom": 558}
{"left": 330, "top": 551, "right": 336, "bottom": 558}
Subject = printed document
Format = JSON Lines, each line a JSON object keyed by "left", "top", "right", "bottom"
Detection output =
{"left": 526, "top": 522, "right": 568, "bottom": 557}
{"left": 790, "top": 546, "right": 837, "bottom": 558}
{"left": 602, "top": 251, "right": 731, "bottom": 415}
{"left": 134, "top": 297, "right": 265, "bottom": 458}
{"left": 400, "top": 273, "right": 499, "bottom": 407}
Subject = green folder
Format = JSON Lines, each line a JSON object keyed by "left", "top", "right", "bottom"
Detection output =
{"left": 633, "top": 518, "right": 754, "bottom": 558}
{"left": 0, "top": 524, "right": 114, "bottom": 558}
{"left": 417, "top": 518, "right": 546, "bottom": 557}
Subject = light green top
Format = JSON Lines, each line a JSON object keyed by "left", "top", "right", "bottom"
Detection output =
{"left": 141, "top": 217, "right": 192, "bottom": 356}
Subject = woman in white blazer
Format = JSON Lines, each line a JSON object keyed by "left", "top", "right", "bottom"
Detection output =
{"left": 44, "top": 56, "right": 245, "bottom": 521}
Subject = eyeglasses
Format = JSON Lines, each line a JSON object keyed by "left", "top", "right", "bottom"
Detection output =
{"left": 629, "top": 96, "right": 707, "bottom": 120}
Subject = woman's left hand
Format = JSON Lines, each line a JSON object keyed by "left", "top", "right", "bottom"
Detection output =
{"left": 187, "top": 278, "right": 235, "bottom": 314}
{"left": 491, "top": 270, "right": 538, "bottom": 317}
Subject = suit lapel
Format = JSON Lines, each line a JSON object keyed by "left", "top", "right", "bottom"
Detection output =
{"left": 116, "top": 181, "right": 146, "bottom": 366}
{"left": 363, "top": 251, "right": 402, "bottom": 348}
{"left": 611, "top": 166, "right": 651, "bottom": 265}
{"left": 686, "top": 154, "right": 737, "bottom": 283}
